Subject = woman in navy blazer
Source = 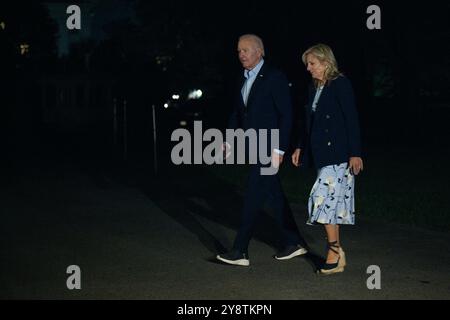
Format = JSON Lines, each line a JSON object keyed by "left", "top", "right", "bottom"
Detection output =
{"left": 292, "top": 44, "right": 364, "bottom": 275}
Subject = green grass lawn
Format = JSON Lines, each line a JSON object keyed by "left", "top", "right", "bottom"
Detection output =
{"left": 205, "top": 147, "right": 450, "bottom": 233}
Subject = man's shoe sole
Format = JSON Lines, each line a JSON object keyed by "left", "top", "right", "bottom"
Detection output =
{"left": 216, "top": 255, "right": 250, "bottom": 266}
{"left": 275, "top": 248, "right": 308, "bottom": 260}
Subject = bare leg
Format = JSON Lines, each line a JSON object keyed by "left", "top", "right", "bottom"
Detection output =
{"left": 336, "top": 224, "right": 340, "bottom": 246}
{"left": 324, "top": 224, "right": 340, "bottom": 264}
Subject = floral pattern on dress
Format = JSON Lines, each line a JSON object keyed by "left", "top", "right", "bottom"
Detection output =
{"left": 307, "top": 162, "right": 355, "bottom": 225}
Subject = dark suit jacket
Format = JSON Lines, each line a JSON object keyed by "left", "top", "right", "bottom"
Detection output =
{"left": 298, "top": 75, "right": 361, "bottom": 169}
{"left": 228, "top": 63, "right": 293, "bottom": 156}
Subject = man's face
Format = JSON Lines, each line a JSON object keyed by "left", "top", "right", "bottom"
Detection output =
{"left": 237, "top": 39, "right": 262, "bottom": 70}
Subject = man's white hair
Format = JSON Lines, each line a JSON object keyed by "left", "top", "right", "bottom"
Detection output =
{"left": 239, "top": 34, "right": 265, "bottom": 57}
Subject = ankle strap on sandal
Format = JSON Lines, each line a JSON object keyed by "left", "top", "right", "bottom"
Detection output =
{"left": 327, "top": 241, "right": 340, "bottom": 254}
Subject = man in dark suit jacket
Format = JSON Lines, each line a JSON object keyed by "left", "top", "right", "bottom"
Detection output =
{"left": 216, "top": 34, "right": 308, "bottom": 267}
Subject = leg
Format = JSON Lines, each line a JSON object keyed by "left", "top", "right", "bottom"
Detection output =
{"left": 267, "top": 174, "right": 305, "bottom": 248}
{"left": 217, "top": 166, "right": 266, "bottom": 266}
{"left": 335, "top": 224, "right": 346, "bottom": 265}
{"left": 320, "top": 224, "right": 346, "bottom": 274}
{"left": 324, "top": 224, "right": 339, "bottom": 264}
{"left": 232, "top": 165, "right": 268, "bottom": 254}
{"left": 336, "top": 224, "right": 340, "bottom": 246}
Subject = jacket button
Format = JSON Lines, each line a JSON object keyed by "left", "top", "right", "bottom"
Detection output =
{"left": 325, "top": 129, "right": 329, "bottom": 133}
{"left": 326, "top": 115, "right": 330, "bottom": 119}
{"left": 327, "top": 141, "right": 331, "bottom": 146}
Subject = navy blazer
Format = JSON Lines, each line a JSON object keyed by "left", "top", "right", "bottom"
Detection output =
{"left": 298, "top": 76, "right": 361, "bottom": 169}
{"left": 228, "top": 63, "right": 293, "bottom": 154}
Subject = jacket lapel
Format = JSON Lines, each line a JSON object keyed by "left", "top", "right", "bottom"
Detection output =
{"left": 245, "top": 63, "right": 266, "bottom": 108}
{"left": 313, "top": 84, "right": 328, "bottom": 115}
{"left": 237, "top": 75, "right": 246, "bottom": 107}
{"left": 308, "top": 84, "right": 328, "bottom": 115}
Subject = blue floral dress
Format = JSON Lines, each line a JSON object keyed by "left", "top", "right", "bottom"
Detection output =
{"left": 307, "top": 162, "right": 355, "bottom": 225}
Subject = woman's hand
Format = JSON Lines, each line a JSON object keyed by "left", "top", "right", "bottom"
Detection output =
{"left": 349, "top": 157, "right": 363, "bottom": 175}
{"left": 292, "top": 148, "right": 302, "bottom": 167}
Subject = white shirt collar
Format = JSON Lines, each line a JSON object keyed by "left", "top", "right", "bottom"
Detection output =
{"left": 244, "top": 59, "right": 264, "bottom": 79}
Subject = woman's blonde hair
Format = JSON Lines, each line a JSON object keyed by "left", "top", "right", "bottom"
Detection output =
{"left": 302, "top": 43, "right": 342, "bottom": 86}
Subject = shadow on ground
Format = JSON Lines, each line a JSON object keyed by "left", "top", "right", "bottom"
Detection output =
{"left": 124, "top": 156, "right": 325, "bottom": 273}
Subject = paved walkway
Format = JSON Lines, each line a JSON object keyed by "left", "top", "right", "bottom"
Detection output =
{"left": 1, "top": 156, "right": 449, "bottom": 300}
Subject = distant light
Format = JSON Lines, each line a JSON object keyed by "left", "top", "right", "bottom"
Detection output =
{"left": 194, "top": 112, "right": 199, "bottom": 117}
{"left": 188, "top": 89, "right": 203, "bottom": 100}
{"left": 20, "top": 43, "right": 29, "bottom": 55}
{"left": 0, "top": 22, "right": 5, "bottom": 30}
{"left": 172, "top": 94, "right": 180, "bottom": 100}
{"left": 164, "top": 103, "right": 169, "bottom": 108}
{"left": 288, "top": 83, "right": 293, "bottom": 87}
{"left": 180, "top": 120, "right": 187, "bottom": 126}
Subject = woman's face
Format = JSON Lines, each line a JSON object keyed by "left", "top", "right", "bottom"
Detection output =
{"left": 306, "top": 54, "right": 327, "bottom": 81}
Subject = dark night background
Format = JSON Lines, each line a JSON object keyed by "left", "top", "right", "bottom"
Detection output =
{"left": 2, "top": 0, "right": 449, "bottom": 152}
{"left": 0, "top": 0, "right": 450, "bottom": 300}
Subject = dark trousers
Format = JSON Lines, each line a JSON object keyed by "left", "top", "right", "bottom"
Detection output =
{"left": 232, "top": 164, "right": 306, "bottom": 254}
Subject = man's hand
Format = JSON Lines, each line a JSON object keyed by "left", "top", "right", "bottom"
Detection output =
{"left": 292, "top": 148, "right": 301, "bottom": 167}
{"left": 349, "top": 157, "right": 363, "bottom": 175}
{"left": 272, "top": 152, "right": 284, "bottom": 169}
{"left": 222, "top": 142, "right": 231, "bottom": 160}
